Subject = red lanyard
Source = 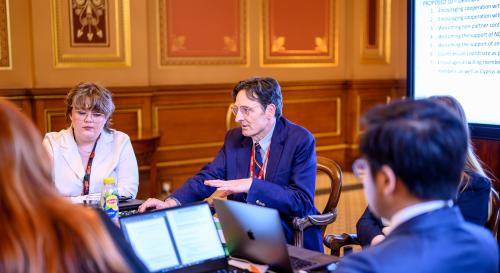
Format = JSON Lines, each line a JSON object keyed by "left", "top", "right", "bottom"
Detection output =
{"left": 249, "top": 144, "right": 270, "bottom": 179}
{"left": 74, "top": 131, "right": 101, "bottom": 196}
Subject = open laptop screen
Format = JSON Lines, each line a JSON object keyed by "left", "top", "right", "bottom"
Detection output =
{"left": 120, "top": 202, "right": 226, "bottom": 273}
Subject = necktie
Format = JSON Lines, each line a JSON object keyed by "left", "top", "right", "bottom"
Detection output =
{"left": 254, "top": 142, "right": 263, "bottom": 177}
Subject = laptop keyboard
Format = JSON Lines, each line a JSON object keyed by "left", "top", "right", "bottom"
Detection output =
{"left": 119, "top": 209, "right": 139, "bottom": 217}
{"left": 214, "top": 269, "right": 249, "bottom": 273}
{"left": 290, "top": 256, "right": 316, "bottom": 270}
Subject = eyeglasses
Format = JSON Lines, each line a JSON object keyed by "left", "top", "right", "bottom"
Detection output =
{"left": 73, "top": 109, "right": 105, "bottom": 121}
{"left": 230, "top": 105, "right": 261, "bottom": 117}
{"left": 352, "top": 158, "right": 369, "bottom": 178}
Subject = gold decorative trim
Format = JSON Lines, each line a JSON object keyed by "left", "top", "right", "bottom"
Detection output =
{"left": 158, "top": 0, "right": 247, "bottom": 65}
{"left": 51, "top": 0, "right": 131, "bottom": 68}
{"left": 271, "top": 36, "right": 286, "bottom": 52}
{"left": 112, "top": 92, "right": 154, "bottom": 97}
{"left": 157, "top": 157, "right": 214, "bottom": 167}
{"left": 44, "top": 108, "right": 66, "bottom": 132}
{"left": 261, "top": 0, "right": 338, "bottom": 66}
{"left": 114, "top": 108, "right": 142, "bottom": 132}
{"left": 170, "top": 35, "right": 186, "bottom": 52}
{"left": 360, "top": 0, "right": 391, "bottom": 64}
{"left": 223, "top": 36, "right": 238, "bottom": 52}
{"left": 286, "top": 97, "right": 342, "bottom": 137}
{"left": 314, "top": 132, "right": 340, "bottom": 139}
{"left": 0, "top": 0, "right": 12, "bottom": 69}
{"left": 154, "top": 90, "right": 229, "bottom": 96}
{"left": 33, "top": 95, "right": 67, "bottom": 100}
{"left": 156, "top": 143, "right": 359, "bottom": 168}
{"left": 316, "top": 143, "right": 358, "bottom": 151}
{"left": 355, "top": 94, "right": 393, "bottom": 137}
{"left": 159, "top": 141, "right": 224, "bottom": 152}
{"left": 69, "top": 0, "right": 110, "bottom": 47}
{"left": 44, "top": 107, "right": 142, "bottom": 133}
{"left": 3, "top": 96, "right": 30, "bottom": 100}
{"left": 356, "top": 95, "right": 361, "bottom": 137}
{"left": 226, "top": 103, "right": 234, "bottom": 131}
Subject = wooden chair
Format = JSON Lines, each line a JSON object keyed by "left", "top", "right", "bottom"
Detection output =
{"left": 323, "top": 232, "right": 360, "bottom": 256}
{"left": 293, "top": 156, "right": 343, "bottom": 248}
{"left": 225, "top": 105, "right": 344, "bottom": 248}
{"left": 226, "top": 103, "right": 237, "bottom": 131}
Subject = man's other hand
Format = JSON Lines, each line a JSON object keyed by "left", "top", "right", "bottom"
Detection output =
{"left": 204, "top": 178, "right": 252, "bottom": 197}
{"left": 138, "top": 198, "right": 178, "bottom": 213}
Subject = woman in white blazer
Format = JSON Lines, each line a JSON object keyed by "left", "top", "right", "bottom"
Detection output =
{"left": 43, "top": 82, "right": 138, "bottom": 201}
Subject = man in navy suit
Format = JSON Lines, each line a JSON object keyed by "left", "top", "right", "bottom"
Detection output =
{"left": 139, "top": 77, "right": 322, "bottom": 251}
{"left": 335, "top": 99, "right": 498, "bottom": 273}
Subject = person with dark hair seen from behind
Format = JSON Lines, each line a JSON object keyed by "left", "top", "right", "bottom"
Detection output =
{"left": 139, "top": 76, "right": 323, "bottom": 251}
{"left": 335, "top": 99, "right": 498, "bottom": 273}
{"left": 356, "top": 95, "right": 492, "bottom": 247}
{"left": 0, "top": 99, "right": 148, "bottom": 273}
{"left": 43, "top": 82, "right": 138, "bottom": 203}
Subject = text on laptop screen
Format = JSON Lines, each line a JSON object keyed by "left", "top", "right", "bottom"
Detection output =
{"left": 120, "top": 203, "right": 226, "bottom": 272}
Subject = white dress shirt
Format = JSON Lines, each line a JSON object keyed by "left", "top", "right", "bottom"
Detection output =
{"left": 385, "top": 199, "right": 454, "bottom": 235}
{"left": 252, "top": 121, "right": 276, "bottom": 175}
{"left": 42, "top": 128, "right": 139, "bottom": 199}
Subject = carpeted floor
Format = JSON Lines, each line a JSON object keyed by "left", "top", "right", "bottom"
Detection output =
{"left": 315, "top": 172, "right": 366, "bottom": 254}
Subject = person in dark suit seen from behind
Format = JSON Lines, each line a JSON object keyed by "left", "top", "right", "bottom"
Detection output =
{"left": 335, "top": 99, "right": 498, "bottom": 273}
{"left": 139, "top": 77, "right": 323, "bottom": 251}
{"left": 356, "top": 95, "right": 492, "bottom": 247}
{"left": 0, "top": 99, "right": 147, "bottom": 273}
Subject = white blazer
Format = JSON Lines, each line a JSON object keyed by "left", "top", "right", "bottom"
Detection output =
{"left": 43, "top": 128, "right": 139, "bottom": 198}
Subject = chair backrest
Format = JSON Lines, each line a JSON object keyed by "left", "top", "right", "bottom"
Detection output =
{"left": 315, "top": 156, "right": 343, "bottom": 228}
{"left": 226, "top": 103, "right": 238, "bottom": 131}
{"left": 486, "top": 188, "right": 500, "bottom": 244}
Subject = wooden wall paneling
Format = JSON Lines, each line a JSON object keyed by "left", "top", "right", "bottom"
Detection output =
{"left": 32, "top": 95, "right": 67, "bottom": 134}
{"left": 153, "top": 86, "right": 234, "bottom": 189}
{"left": 6, "top": 96, "right": 32, "bottom": 117}
{"left": 343, "top": 80, "right": 405, "bottom": 166}
{"left": 0, "top": 89, "right": 32, "bottom": 117}
{"left": 0, "top": 80, "right": 409, "bottom": 194}
{"left": 111, "top": 94, "right": 153, "bottom": 134}
{"left": 280, "top": 81, "right": 348, "bottom": 167}
{"left": 158, "top": 164, "right": 206, "bottom": 195}
{"left": 0, "top": 0, "right": 12, "bottom": 69}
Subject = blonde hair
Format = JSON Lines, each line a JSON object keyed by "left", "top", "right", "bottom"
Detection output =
{"left": 66, "top": 82, "right": 115, "bottom": 132}
{"left": 0, "top": 99, "right": 130, "bottom": 273}
{"left": 428, "top": 96, "right": 488, "bottom": 189}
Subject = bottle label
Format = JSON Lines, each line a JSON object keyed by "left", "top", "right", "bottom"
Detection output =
{"left": 102, "top": 191, "right": 119, "bottom": 219}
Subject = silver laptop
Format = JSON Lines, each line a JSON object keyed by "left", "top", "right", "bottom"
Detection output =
{"left": 214, "top": 199, "right": 339, "bottom": 273}
{"left": 120, "top": 202, "right": 235, "bottom": 273}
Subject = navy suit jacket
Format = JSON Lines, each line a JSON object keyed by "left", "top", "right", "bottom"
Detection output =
{"left": 170, "top": 117, "right": 323, "bottom": 251}
{"left": 356, "top": 171, "right": 492, "bottom": 247}
{"left": 336, "top": 207, "right": 499, "bottom": 273}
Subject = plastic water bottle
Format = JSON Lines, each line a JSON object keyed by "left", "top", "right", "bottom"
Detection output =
{"left": 101, "top": 177, "right": 119, "bottom": 220}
